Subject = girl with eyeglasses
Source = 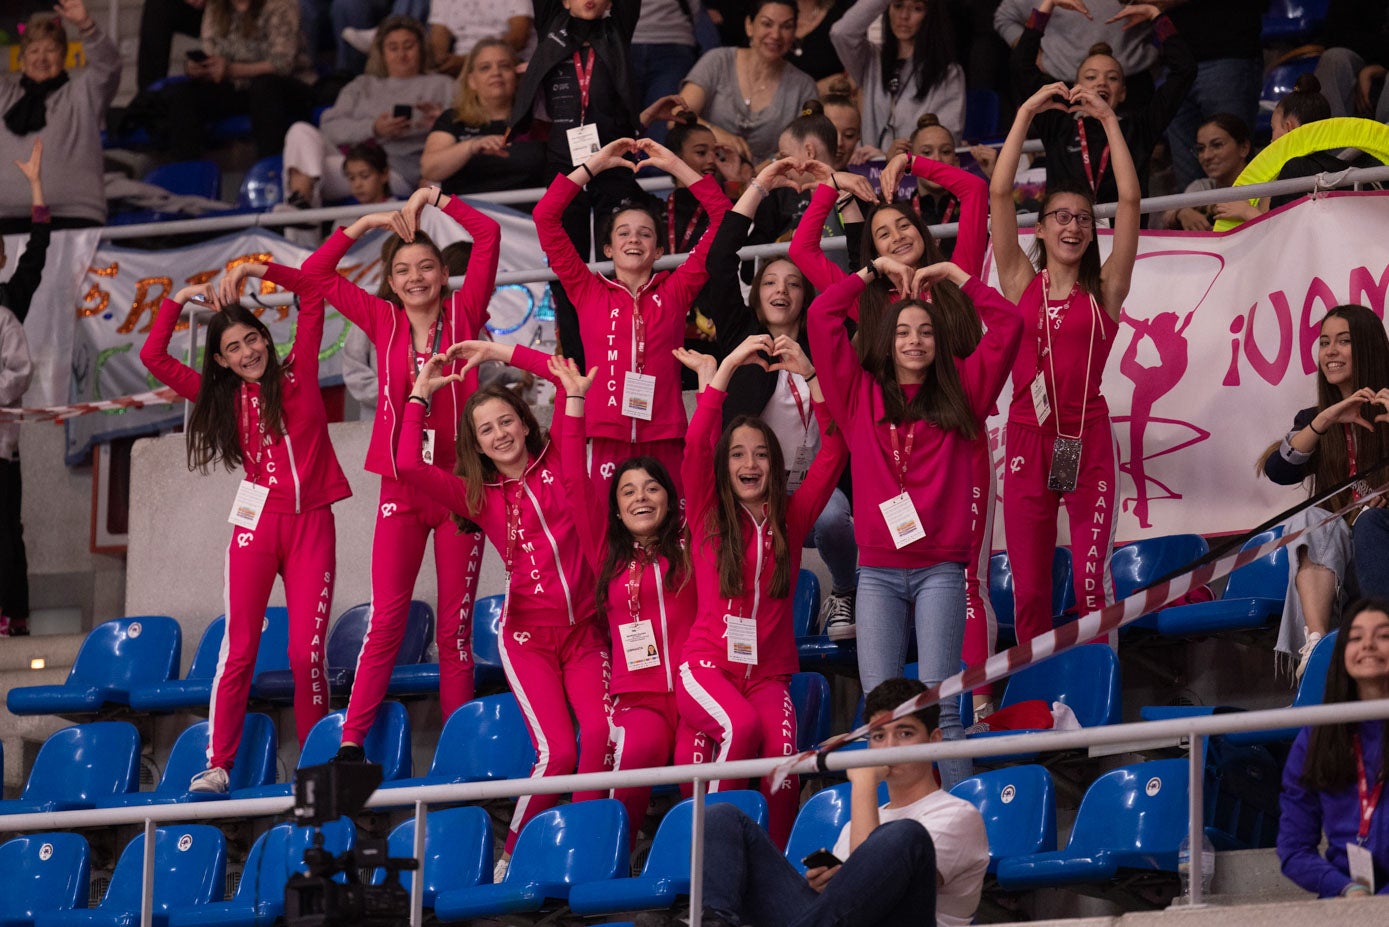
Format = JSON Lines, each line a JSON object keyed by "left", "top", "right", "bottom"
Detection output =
{"left": 988, "top": 80, "right": 1140, "bottom": 647}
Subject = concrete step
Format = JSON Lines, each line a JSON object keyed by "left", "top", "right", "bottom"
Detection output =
{"left": 0, "top": 632, "right": 90, "bottom": 795}
{"left": 0, "top": 631, "right": 85, "bottom": 672}
{"left": 992, "top": 896, "right": 1388, "bottom": 926}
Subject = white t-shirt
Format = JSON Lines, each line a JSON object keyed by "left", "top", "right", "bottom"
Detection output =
{"left": 761, "top": 369, "right": 821, "bottom": 489}
{"left": 429, "top": 0, "right": 536, "bottom": 59}
{"left": 832, "top": 790, "right": 990, "bottom": 927}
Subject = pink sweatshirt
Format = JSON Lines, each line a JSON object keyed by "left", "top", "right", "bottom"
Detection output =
{"left": 533, "top": 173, "right": 730, "bottom": 443}
{"left": 566, "top": 423, "right": 698, "bottom": 696}
{"left": 1007, "top": 273, "right": 1118, "bottom": 429}
{"left": 395, "top": 345, "right": 597, "bottom": 629}
{"left": 140, "top": 276, "right": 351, "bottom": 516}
{"left": 291, "top": 196, "right": 500, "bottom": 479}
{"left": 807, "top": 273, "right": 1022, "bottom": 568}
{"left": 679, "top": 388, "right": 847, "bottom": 678}
{"left": 790, "top": 156, "right": 990, "bottom": 311}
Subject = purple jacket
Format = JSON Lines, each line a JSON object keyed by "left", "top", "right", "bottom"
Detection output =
{"left": 1278, "top": 721, "right": 1389, "bottom": 896}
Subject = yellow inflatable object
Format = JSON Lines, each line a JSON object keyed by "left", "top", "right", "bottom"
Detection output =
{"left": 1213, "top": 117, "right": 1389, "bottom": 231}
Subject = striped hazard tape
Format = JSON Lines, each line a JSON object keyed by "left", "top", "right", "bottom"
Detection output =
{"left": 0, "top": 387, "right": 182, "bottom": 423}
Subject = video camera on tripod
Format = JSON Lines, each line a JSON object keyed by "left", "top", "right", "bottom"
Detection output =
{"left": 284, "top": 761, "right": 419, "bottom": 927}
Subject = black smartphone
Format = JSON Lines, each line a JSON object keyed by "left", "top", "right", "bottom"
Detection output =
{"left": 393, "top": 104, "right": 413, "bottom": 120}
{"left": 186, "top": 49, "right": 209, "bottom": 63}
{"left": 801, "top": 848, "right": 843, "bottom": 870}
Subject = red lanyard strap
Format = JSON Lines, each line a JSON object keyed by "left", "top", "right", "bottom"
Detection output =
{"left": 888, "top": 422, "right": 917, "bottom": 492}
{"left": 632, "top": 302, "right": 647, "bottom": 373}
{"left": 626, "top": 545, "right": 650, "bottom": 621}
{"left": 503, "top": 482, "right": 524, "bottom": 570}
{"left": 1355, "top": 733, "right": 1384, "bottom": 843}
{"left": 239, "top": 385, "right": 268, "bottom": 473}
{"left": 667, "top": 202, "right": 704, "bottom": 253}
{"left": 1076, "top": 120, "right": 1110, "bottom": 197}
{"left": 573, "top": 49, "right": 595, "bottom": 124}
{"left": 788, "top": 373, "right": 811, "bottom": 433}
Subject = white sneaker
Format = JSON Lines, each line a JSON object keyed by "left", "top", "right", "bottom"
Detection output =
{"left": 821, "top": 591, "right": 856, "bottom": 641}
{"left": 189, "top": 766, "right": 230, "bottom": 794}
{"left": 493, "top": 855, "right": 510, "bottom": 883}
{"left": 1296, "top": 630, "right": 1324, "bottom": 680}
{"left": 973, "top": 698, "right": 996, "bottom": 725}
{"left": 341, "top": 26, "right": 376, "bottom": 54}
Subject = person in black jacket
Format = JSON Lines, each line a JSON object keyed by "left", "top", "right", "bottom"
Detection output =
{"left": 511, "top": 0, "right": 647, "bottom": 370}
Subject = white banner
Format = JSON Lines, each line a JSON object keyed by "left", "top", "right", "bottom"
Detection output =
{"left": 984, "top": 190, "right": 1389, "bottom": 544}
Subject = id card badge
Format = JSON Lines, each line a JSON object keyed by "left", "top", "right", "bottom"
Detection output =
{"left": 622, "top": 372, "right": 656, "bottom": 421}
{"left": 228, "top": 479, "right": 270, "bottom": 530}
{"left": 1047, "top": 436, "right": 1082, "bottom": 493}
{"left": 879, "top": 492, "right": 927, "bottom": 549}
{"left": 567, "top": 123, "right": 602, "bottom": 166}
{"left": 1347, "top": 843, "right": 1376, "bottom": 892}
{"left": 787, "top": 445, "right": 814, "bottom": 493}
{"left": 725, "top": 615, "right": 758, "bottom": 665}
{"left": 421, "top": 428, "right": 437, "bottom": 466}
{"left": 1030, "top": 372, "right": 1052, "bottom": 426}
{"left": 619, "top": 619, "right": 661, "bottom": 672}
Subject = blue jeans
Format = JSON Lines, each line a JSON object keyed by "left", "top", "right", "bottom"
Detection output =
{"left": 856, "top": 563, "right": 970, "bottom": 788}
{"left": 628, "top": 43, "right": 698, "bottom": 145}
{"left": 804, "top": 487, "right": 858, "bottom": 595}
{"left": 1165, "top": 57, "right": 1262, "bottom": 190}
{"left": 702, "top": 804, "right": 937, "bottom": 927}
{"left": 1353, "top": 507, "right": 1389, "bottom": 599}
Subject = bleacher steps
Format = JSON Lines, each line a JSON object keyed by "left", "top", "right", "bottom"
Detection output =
{"left": 0, "top": 631, "right": 86, "bottom": 795}
{"left": 991, "top": 896, "right": 1387, "bottom": 926}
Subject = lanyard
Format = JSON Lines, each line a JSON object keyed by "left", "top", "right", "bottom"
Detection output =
{"left": 411, "top": 317, "right": 445, "bottom": 374}
{"left": 787, "top": 372, "right": 811, "bottom": 433}
{"left": 1355, "top": 733, "right": 1384, "bottom": 843}
{"left": 667, "top": 201, "right": 705, "bottom": 253}
{"left": 912, "top": 193, "right": 955, "bottom": 227}
{"left": 238, "top": 384, "right": 269, "bottom": 474}
{"left": 573, "top": 49, "right": 595, "bottom": 124}
{"left": 626, "top": 544, "right": 652, "bottom": 621}
{"left": 1038, "top": 269, "right": 1100, "bottom": 440}
{"left": 888, "top": 422, "right": 917, "bottom": 492}
{"left": 1076, "top": 120, "right": 1110, "bottom": 197}
{"left": 632, "top": 300, "right": 648, "bottom": 373}
{"left": 503, "top": 481, "right": 525, "bottom": 571}
{"left": 1347, "top": 425, "right": 1359, "bottom": 481}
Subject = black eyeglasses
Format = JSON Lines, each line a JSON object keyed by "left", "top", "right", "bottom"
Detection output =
{"left": 1041, "top": 208, "right": 1094, "bottom": 228}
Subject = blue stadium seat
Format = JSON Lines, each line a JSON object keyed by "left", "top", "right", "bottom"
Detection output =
{"left": 1262, "top": 0, "right": 1330, "bottom": 43}
{"left": 568, "top": 791, "right": 767, "bottom": 916}
{"left": 94, "top": 715, "right": 276, "bottom": 808}
{"left": 995, "top": 759, "right": 1189, "bottom": 890}
{"left": 472, "top": 594, "right": 507, "bottom": 689}
{"left": 1110, "top": 534, "right": 1210, "bottom": 631}
{"left": 964, "top": 88, "right": 1001, "bottom": 141}
{"left": 790, "top": 672, "right": 831, "bottom": 751}
{"left": 7, "top": 617, "right": 180, "bottom": 715}
{"left": 1226, "top": 630, "right": 1337, "bottom": 746}
{"left": 0, "top": 722, "right": 140, "bottom": 814}
{"left": 369, "top": 807, "right": 493, "bottom": 909}
{"left": 785, "top": 783, "right": 853, "bottom": 875}
{"left": 380, "top": 693, "right": 536, "bottom": 792}
{"left": 1202, "top": 739, "right": 1282, "bottom": 850}
{"left": 230, "top": 701, "right": 411, "bottom": 799}
{"left": 36, "top": 825, "right": 226, "bottom": 927}
{"left": 950, "top": 765, "right": 1057, "bottom": 873}
{"left": 257, "top": 601, "right": 432, "bottom": 701}
{"left": 1150, "top": 529, "right": 1286, "bottom": 638}
{"left": 0, "top": 832, "right": 91, "bottom": 927}
{"left": 238, "top": 156, "right": 284, "bottom": 211}
{"left": 988, "top": 549, "right": 1074, "bottom": 644}
{"left": 434, "top": 800, "right": 629, "bottom": 921}
{"left": 146, "top": 160, "right": 221, "bottom": 200}
{"left": 795, "top": 570, "right": 856, "bottom": 670}
{"left": 129, "top": 617, "right": 225, "bottom": 712}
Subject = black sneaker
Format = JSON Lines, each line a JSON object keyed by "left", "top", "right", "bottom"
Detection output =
{"left": 333, "top": 744, "right": 365, "bottom": 763}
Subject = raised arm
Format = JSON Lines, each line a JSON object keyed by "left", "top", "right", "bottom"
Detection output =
{"left": 549, "top": 355, "right": 606, "bottom": 564}
{"left": 1074, "top": 89, "right": 1139, "bottom": 320}
{"left": 139, "top": 284, "right": 218, "bottom": 402}
{"left": 880, "top": 152, "right": 990, "bottom": 277}
{"left": 805, "top": 266, "right": 885, "bottom": 427}
{"left": 2, "top": 141, "right": 49, "bottom": 323}
{"left": 830, "top": 0, "right": 891, "bottom": 88}
{"left": 991, "top": 83, "right": 1069, "bottom": 302}
{"left": 437, "top": 192, "right": 503, "bottom": 337}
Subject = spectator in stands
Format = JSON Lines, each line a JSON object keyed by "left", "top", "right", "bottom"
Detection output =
{"left": 660, "top": 115, "right": 729, "bottom": 252}
{"left": 282, "top": 16, "right": 450, "bottom": 209}
{"left": 678, "top": 1, "right": 820, "bottom": 163}
{"left": 533, "top": 137, "right": 730, "bottom": 492}
{"left": 638, "top": 677, "right": 990, "bottom": 927}
{"left": 421, "top": 38, "right": 546, "bottom": 195}
{"left": 401, "top": 345, "right": 613, "bottom": 881}
{"left": 1161, "top": 0, "right": 1265, "bottom": 192}
{"left": 831, "top": 0, "right": 966, "bottom": 151}
{"left": 332, "top": 0, "right": 427, "bottom": 73}
{"left": 341, "top": 1, "right": 535, "bottom": 76}
{"left": 1278, "top": 598, "right": 1389, "bottom": 897}
{"left": 821, "top": 91, "right": 865, "bottom": 166}
{"left": 1261, "top": 306, "right": 1389, "bottom": 678}
{"left": 903, "top": 114, "right": 971, "bottom": 235}
{"left": 631, "top": 0, "right": 704, "bottom": 146}
{"left": 1313, "top": 0, "right": 1389, "bottom": 122}
{"left": 1160, "top": 113, "right": 1252, "bottom": 230}
{"left": 136, "top": 0, "right": 206, "bottom": 90}
{"left": 163, "top": 0, "right": 321, "bottom": 162}
{"left": 788, "top": 0, "right": 851, "bottom": 94}
{"left": 140, "top": 277, "right": 349, "bottom": 793}
{"left": 673, "top": 334, "right": 848, "bottom": 848}
{"left": 699, "top": 155, "right": 863, "bottom": 647}
{"left": 1267, "top": 76, "right": 1389, "bottom": 212}
{"left": 0, "top": 1, "right": 119, "bottom": 233}
{"left": 1010, "top": 3, "right": 1194, "bottom": 202}
{"left": 989, "top": 81, "right": 1140, "bottom": 653}
{"left": 1274, "top": 75, "right": 1334, "bottom": 141}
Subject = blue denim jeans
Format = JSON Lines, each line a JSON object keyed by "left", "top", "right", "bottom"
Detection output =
{"left": 804, "top": 487, "right": 858, "bottom": 595}
{"left": 1165, "top": 57, "right": 1262, "bottom": 190}
{"left": 1353, "top": 507, "right": 1389, "bottom": 599}
{"left": 702, "top": 804, "right": 937, "bottom": 927}
{"left": 628, "top": 43, "right": 699, "bottom": 145}
{"left": 856, "top": 563, "right": 970, "bottom": 788}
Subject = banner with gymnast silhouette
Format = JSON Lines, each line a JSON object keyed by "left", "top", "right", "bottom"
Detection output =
{"left": 981, "top": 188, "right": 1389, "bottom": 545}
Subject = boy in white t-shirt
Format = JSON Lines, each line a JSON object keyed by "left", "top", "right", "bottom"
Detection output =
{"left": 638, "top": 678, "right": 990, "bottom": 927}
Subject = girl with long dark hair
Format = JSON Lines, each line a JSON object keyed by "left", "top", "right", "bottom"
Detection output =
{"left": 140, "top": 277, "right": 350, "bottom": 794}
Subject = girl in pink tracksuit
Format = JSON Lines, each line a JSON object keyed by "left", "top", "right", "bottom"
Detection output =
{"left": 674, "top": 335, "right": 848, "bottom": 847}
{"left": 140, "top": 277, "right": 350, "bottom": 793}
{"left": 989, "top": 82, "right": 1141, "bottom": 649}
{"left": 532, "top": 137, "right": 730, "bottom": 492}
{"left": 791, "top": 152, "right": 1002, "bottom": 718}
{"left": 398, "top": 340, "right": 612, "bottom": 872}
{"left": 559, "top": 359, "right": 703, "bottom": 848}
{"left": 807, "top": 259, "right": 1023, "bottom": 791}
{"left": 243, "top": 186, "right": 500, "bottom": 753}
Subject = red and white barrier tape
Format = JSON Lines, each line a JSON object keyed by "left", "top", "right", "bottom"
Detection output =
{"left": 0, "top": 387, "right": 182, "bottom": 423}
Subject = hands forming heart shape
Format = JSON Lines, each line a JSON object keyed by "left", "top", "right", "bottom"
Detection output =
{"left": 1027, "top": 81, "right": 1116, "bottom": 121}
